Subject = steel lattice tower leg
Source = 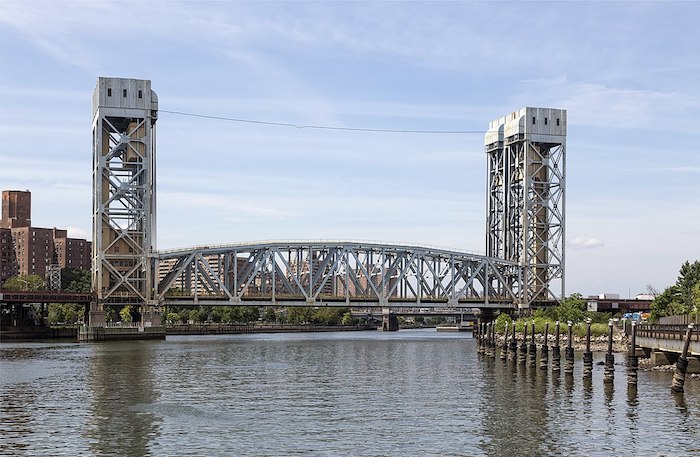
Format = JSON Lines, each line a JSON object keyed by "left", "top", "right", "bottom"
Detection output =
{"left": 90, "top": 77, "right": 159, "bottom": 326}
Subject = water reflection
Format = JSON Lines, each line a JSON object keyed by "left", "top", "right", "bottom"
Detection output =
{"left": 673, "top": 391, "right": 687, "bottom": 415}
{"left": 84, "top": 342, "right": 161, "bottom": 456}
{"left": 477, "top": 352, "right": 550, "bottom": 456}
{"left": 2, "top": 331, "right": 700, "bottom": 456}
{"left": 0, "top": 380, "right": 35, "bottom": 455}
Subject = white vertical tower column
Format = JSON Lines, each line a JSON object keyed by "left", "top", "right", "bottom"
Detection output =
{"left": 486, "top": 107, "right": 566, "bottom": 307}
{"left": 91, "top": 77, "right": 159, "bottom": 325}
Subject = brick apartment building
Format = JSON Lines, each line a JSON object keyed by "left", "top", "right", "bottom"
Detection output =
{"left": 0, "top": 190, "right": 91, "bottom": 287}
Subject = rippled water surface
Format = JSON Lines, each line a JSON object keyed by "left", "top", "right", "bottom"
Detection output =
{"left": 1, "top": 329, "right": 698, "bottom": 456}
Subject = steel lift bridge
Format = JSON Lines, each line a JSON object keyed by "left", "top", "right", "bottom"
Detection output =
{"left": 88, "top": 77, "right": 566, "bottom": 327}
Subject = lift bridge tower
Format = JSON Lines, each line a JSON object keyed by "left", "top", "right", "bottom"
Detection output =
{"left": 485, "top": 108, "right": 566, "bottom": 307}
{"left": 88, "top": 77, "right": 160, "bottom": 326}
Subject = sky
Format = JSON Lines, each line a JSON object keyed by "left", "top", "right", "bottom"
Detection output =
{"left": 0, "top": 1, "right": 698, "bottom": 298}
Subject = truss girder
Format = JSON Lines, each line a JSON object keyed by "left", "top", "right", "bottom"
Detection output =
{"left": 156, "top": 242, "right": 521, "bottom": 307}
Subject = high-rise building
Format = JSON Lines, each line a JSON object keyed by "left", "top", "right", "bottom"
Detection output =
{"left": 0, "top": 190, "right": 91, "bottom": 287}
{"left": 1, "top": 190, "right": 31, "bottom": 229}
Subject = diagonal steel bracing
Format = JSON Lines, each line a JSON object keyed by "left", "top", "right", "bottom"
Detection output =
{"left": 155, "top": 242, "right": 521, "bottom": 308}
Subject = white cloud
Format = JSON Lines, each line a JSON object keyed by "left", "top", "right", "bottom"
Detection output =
{"left": 570, "top": 236, "right": 604, "bottom": 249}
{"left": 66, "top": 226, "right": 90, "bottom": 239}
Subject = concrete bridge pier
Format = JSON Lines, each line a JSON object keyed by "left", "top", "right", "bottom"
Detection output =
{"left": 381, "top": 309, "right": 399, "bottom": 331}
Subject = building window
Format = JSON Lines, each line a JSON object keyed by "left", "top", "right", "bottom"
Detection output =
{"left": 557, "top": 118, "right": 560, "bottom": 126}
{"left": 107, "top": 88, "right": 112, "bottom": 97}
{"left": 532, "top": 117, "right": 536, "bottom": 125}
{"left": 123, "top": 89, "right": 127, "bottom": 97}
{"left": 138, "top": 90, "right": 143, "bottom": 99}
{"left": 544, "top": 118, "right": 548, "bottom": 125}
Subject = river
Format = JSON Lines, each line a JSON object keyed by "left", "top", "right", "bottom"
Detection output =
{"left": 1, "top": 329, "right": 698, "bottom": 456}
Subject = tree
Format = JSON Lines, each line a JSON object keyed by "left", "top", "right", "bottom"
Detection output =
{"left": 166, "top": 312, "right": 181, "bottom": 323}
{"left": 693, "top": 283, "right": 700, "bottom": 311}
{"left": 677, "top": 260, "right": 700, "bottom": 308}
{"left": 536, "top": 293, "right": 586, "bottom": 323}
{"left": 237, "top": 306, "right": 259, "bottom": 323}
{"left": 650, "top": 260, "right": 700, "bottom": 319}
{"left": 188, "top": 307, "right": 207, "bottom": 323}
{"left": 286, "top": 306, "right": 314, "bottom": 324}
{"left": 263, "top": 307, "right": 277, "bottom": 323}
{"left": 120, "top": 305, "right": 133, "bottom": 323}
{"left": 61, "top": 268, "right": 91, "bottom": 292}
{"left": 2, "top": 274, "right": 45, "bottom": 291}
{"left": 48, "top": 303, "right": 83, "bottom": 324}
{"left": 341, "top": 312, "right": 358, "bottom": 326}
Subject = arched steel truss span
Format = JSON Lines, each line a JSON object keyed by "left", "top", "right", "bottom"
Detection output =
{"left": 156, "top": 241, "right": 523, "bottom": 309}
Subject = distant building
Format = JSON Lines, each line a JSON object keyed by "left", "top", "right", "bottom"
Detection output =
{"left": 0, "top": 190, "right": 31, "bottom": 229}
{"left": 0, "top": 190, "right": 91, "bottom": 287}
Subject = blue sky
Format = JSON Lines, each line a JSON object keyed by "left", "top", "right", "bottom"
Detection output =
{"left": 0, "top": 1, "right": 698, "bottom": 297}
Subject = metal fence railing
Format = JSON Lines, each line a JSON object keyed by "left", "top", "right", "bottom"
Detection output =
{"left": 636, "top": 323, "right": 698, "bottom": 342}
{"left": 659, "top": 314, "right": 698, "bottom": 325}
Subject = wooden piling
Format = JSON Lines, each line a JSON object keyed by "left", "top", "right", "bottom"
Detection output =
{"left": 484, "top": 323, "right": 491, "bottom": 356}
{"left": 501, "top": 322, "right": 509, "bottom": 361}
{"left": 603, "top": 319, "right": 615, "bottom": 384}
{"left": 519, "top": 322, "right": 528, "bottom": 365}
{"left": 565, "top": 320, "right": 574, "bottom": 376}
{"left": 477, "top": 322, "right": 484, "bottom": 354}
{"left": 509, "top": 320, "right": 518, "bottom": 361}
{"left": 627, "top": 320, "right": 638, "bottom": 388}
{"left": 540, "top": 322, "right": 549, "bottom": 370}
{"left": 671, "top": 323, "right": 695, "bottom": 394}
{"left": 528, "top": 321, "right": 537, "bottom": 368}
{"left": 552, "top": 321, "right": 561, "bottom": 373}
{"left": 583, "top": 318, "right": 593, "bottom": 379}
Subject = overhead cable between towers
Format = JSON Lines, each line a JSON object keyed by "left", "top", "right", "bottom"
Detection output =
{"left": 159, "top": 109, "right": 486, "bottom": 134}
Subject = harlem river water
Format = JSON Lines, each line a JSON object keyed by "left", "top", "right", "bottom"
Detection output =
{"left": 1, "top": 329, "right": 698, "bottom": 456}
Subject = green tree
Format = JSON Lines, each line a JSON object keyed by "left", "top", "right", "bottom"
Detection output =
{"left": 677, "top": 260, "right": 700, "bottom": 309}
{"left": 651, "top": 260, "right": 700, "bottom": 319}
{"left": 120, "top": 305, "right": 133, "bottom": 323}
{"left": 3, "top": 274, "right": 45, "bottom": 291}
{"left": 341, "top": 311, "right": 358, "bottom": 326}
{"left": 166, "top": 312, "right": 181, "bottom": 323}
{"left": 693, "top": 283, "right": 700, "bottom": 310}
{"left": 263, "top": 307, "right": 277, "bottom": 323}
{"left": 286, "top": 306, "right": 314, "bottom": 324}
{"left": 537, "top": 293, "right": 586, "bottom": 323}
{"left": 237, "top": 306, "right": 259, "bottom": 323}
{"left": 61, "top": 268, "right": 91, "bottom": 292}
{"left": 188, "top": 307, "right": 208, "bottom": 323}
{"left": 312, "top": 307, "right": 348, "bottom": 325}
{"left": 48, "top": 303, "right": 83, "bottom": 324}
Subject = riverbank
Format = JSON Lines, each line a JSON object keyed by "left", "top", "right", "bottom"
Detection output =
{"left": 1, "top": 323, "right": 379, "bottom": 341}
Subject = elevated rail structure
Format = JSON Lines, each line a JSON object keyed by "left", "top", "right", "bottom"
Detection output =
{"left": 87, "top": 77, "right": 567, "bottom": 329}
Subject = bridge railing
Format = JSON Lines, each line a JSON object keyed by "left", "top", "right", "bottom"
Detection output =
{"left": 637, "top": 323, "right": 699, "bottom": 342}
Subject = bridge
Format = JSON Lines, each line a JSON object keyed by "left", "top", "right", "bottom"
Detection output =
{"left": 155, "top": 241, "right": 520, "bottom": 308}
{"left": 84, "top": 77, "right": 566, "bottom": 332}
{"left": 634, "top": 322, "right": 699, "bottom": 369}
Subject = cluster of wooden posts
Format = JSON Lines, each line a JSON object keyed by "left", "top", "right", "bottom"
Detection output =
{"left": 476, "top": 319, "right": 696, "bottom": 394}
